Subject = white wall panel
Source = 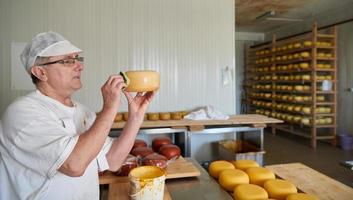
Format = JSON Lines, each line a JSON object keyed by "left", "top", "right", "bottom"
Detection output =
{"left": 0, "top": 0, "right": 235, "bottom": 115}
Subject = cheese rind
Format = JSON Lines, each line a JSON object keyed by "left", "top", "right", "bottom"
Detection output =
{"left": 208, "top": 160, "right": 235, "bottom": 179}
{"left": 264, "top": 179, "right": 297, "bottom": 200}
{"left": 124, "top": 70, "right": 160, "bottom": 92}
{"left": 246, "top": 167, "right": 275, "bottom": 186}
{"left": 234, "top": 184, "right": 268, "bottom": 200}
{"left": 218, "top": 169, "right": 249, "bottom": 191}
{"left": 232, "top": 160, "right": 260, "bottom": 171}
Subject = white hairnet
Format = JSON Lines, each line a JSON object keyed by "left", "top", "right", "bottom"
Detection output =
{"left": 20, "top": 31, "right": 82, "bottom": 74}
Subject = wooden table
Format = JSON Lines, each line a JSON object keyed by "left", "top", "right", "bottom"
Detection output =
{"left": 266, "top": 163, "right": 353, "bottom": 200}
{"left": 110, "top": 114, "right": 282, "bottom": 157}
{"left": 112, "top": 114, "right": 282, "bottom": 129}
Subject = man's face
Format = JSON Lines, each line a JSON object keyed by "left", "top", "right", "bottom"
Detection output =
{"left": 43, "top": 53, "right": 84, "bottom": 94}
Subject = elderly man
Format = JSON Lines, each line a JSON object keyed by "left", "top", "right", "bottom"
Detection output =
{"left": 0, "top": 31, "right": 154, "bottom": 199}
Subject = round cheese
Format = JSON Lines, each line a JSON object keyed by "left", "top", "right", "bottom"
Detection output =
{"left": 232, "top": 160, "right": 260, "bottom": 171}
{"left": 286, "top": 193, "right": 318, "bottom": 200}
{"left": 159, "top": 112, "right": 171, "bottom": 120}
{"left": 147, "top": 113, "right": 159, "bottom": 121}
{"left": 114, "top": 113, "right": 123, "bottom": 122}
{"left": 124, "top": 70, "right": 160, "bottom": 92}
{"left": 300, "top": 52, "right": 310, "bottom": 58}
{"left": 303, "top": 41, "right": 312, "bottom": 47}
{"left": 208, "top": 160, "right": 235, "bottom": 179}
{"left": 234, "top": 184, "right": 268, "bottom": 200}
{"left": 246, "top": 167, "right": 275, "bottom": 186}
{"left": 264, "top": 179, "right": 297, "bottom": 200}
{"left": 218, "top": 169, "right": 249, "bottom": 192}
{"left": 171, "top": 112, "right": 183, "bottom": 120}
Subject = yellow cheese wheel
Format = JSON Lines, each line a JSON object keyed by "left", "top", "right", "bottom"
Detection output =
{"left": 218, "top": 169, "right": 249, "bottom": 191}
{"left": 301, "top": 75, "right": 311, "bottom": 80}
{"left": 114, "top": 113, "right": 123, "bottom": 122}
{"left": 123, "top": 112, "right": 129, "bottom": 121}
{"left": 124, "top": 70, "right": 160, "bottom": 92}
{"left": 299, "top": 62, "right": 310, "bottom": 69}
{"left": 293, "top": 42, "right": 301, "bottom": 48}
{"left": 264, "top": 179, "right": 297, "bottom": 200}
{"left": 208, "top": 160, "right": 235, "bottom": 179}
{"left": 246, "top": 167, "right": 275, "bottom": 186}
{"left": 147, "top": 112, "right": 159, "bottom": 121}
{"left": 300, "top": 52, "right": 310, "bottom": 58}
{"left": 232, "top": 160, "right": 260, "bottom": 171}
{"left": 302, "top": 107, "right": 311, "bottom": 114}
{"left": 317, "top": 95, "right": 325, "bottom": 101}
{"left": 294, "top": 85, "right": 304, "bottom": 91}
{"left": 318, "top": 52, "right": 325, "bottom": 58}
{"left": 324, "top": 64, "right": 332, "bottom": 69}
{"left": 286, "top": 193, "right": 318, "bottom": 200}
{"left": 301, "top": 118, "right": 310, "bottom": 125}
{"left": 317, "top": 63, "right": 324, "bottom": 68}
{"left": 159, "top": 112, "right": 171, "bottom": 120}
{"left": 171, "top": 112, "right": 183, "bottom": 120}
{"left": 234, "top": 184, "right": 269, "bottom": 200}
{"left": 303, "top": 41, "right": 312, "bottom": 47}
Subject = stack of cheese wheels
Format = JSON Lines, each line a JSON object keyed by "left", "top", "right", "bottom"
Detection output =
{"left": 264, "top": 179, "right": 297, "bottom": 200}
{"left": 208, "top": 160, "right": 235, "bottom": 179}
{"left": 246, "top": 167, "right": 276, "bottom": 186}
{"left": 234, "top": 184, "right": 268, "bottom": 200}
{"left": 121, "top": 70, "right": 160, "bottom": 92}
{"left": 286, "top": 193, "right": 318, "bottom": 200}
{"left": 218, "top": 169, "right": 249, "bottom": 192}
{"left": 232, "top": 160, "right": 260, "bottom": 171}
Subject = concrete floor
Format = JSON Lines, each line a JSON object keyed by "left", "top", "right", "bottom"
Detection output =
{"left": 263, "top": 130, "right": 353, "bottom": 187}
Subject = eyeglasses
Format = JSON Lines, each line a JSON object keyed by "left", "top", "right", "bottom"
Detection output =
{"left": 39, "top": 57, "right": 84, "bottom": 66}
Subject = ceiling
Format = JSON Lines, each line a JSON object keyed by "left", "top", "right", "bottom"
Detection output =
{"left": 236, "top": 0, "right": 353, "bottom": 33}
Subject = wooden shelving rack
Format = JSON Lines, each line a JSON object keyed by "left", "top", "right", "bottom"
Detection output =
{"left": 244, "top": 23, "right": 337, "bottom": 148}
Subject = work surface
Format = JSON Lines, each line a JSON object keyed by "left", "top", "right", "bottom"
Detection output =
{"left": 100, "top": 158, "right": 232, "bottom": 200}
{"left": 112, "top": 114, "right": 282, "bottom": 129}
{"left": 266, "top": 163, "right": 353, "bottom": 200}
{"left": 101, "top": 161, "right": 353, "bottom": 200}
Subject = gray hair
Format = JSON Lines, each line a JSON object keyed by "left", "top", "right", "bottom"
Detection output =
{"left": 31, "top": 56, "right": 51, "bottom": 85}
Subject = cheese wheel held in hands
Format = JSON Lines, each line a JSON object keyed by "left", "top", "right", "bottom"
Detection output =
{"left": 121, "top": 70, "right": 160, "bottom": 92}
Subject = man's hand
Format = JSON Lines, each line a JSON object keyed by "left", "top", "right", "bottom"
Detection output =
{"left": 101, "top": 75, "right": 126, "bottom": 112}
{"left": 123, "top": 91, "right": 155, "bottom": 124}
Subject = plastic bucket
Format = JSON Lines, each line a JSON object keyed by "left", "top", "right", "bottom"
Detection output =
{"left": 129, "top": 166, "right": 166, "bottom": 200}
{"left": 338, "top": 134, "right": 353, "bottom": 150}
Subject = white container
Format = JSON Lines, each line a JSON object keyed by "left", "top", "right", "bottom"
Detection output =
{"left": 322, "top": 80, "right": 333, "bottom": 91}
{"left": 129, "top": 166, "right": 166, "bottom": 200}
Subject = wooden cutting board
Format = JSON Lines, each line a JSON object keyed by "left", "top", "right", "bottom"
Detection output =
{"left": 108, "top": 182, "right": 172, "bottom": 200}
{"left": 99, "top": 157, "right": 200, "bottom": 185}
{"left": 266, "top": 163, "right": 353, "bottom": 200}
